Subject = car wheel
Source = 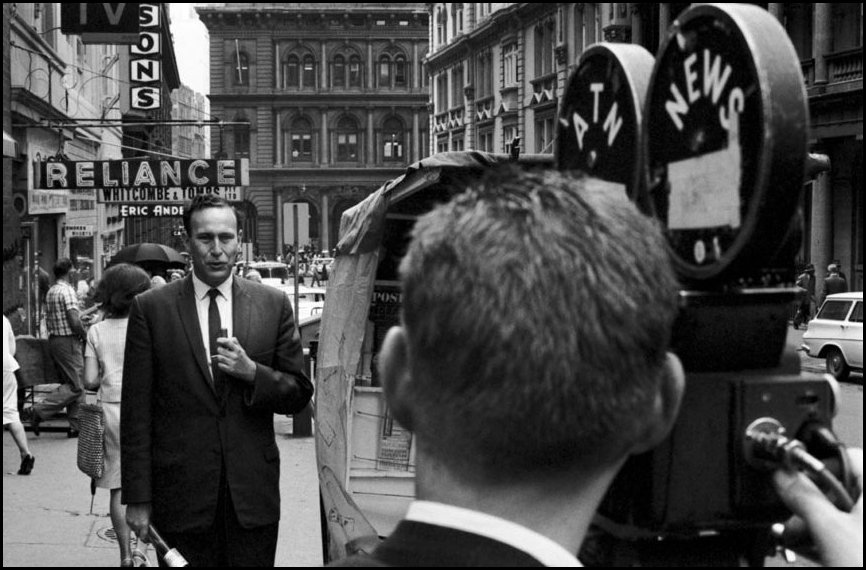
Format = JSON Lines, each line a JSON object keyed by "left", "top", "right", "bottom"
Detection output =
{"left": 825, "top": 347, "right": 851, "bottom": 381}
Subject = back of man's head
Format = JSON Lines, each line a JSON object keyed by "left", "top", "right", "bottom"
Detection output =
{"left": 54, "top": 257, "right": 74, "bottom": 280}
{"left": 828, "top": 264, "right": 838, "bottom": 274}
{"left": 396, "top": 166, "right": 680, "bottom": 483}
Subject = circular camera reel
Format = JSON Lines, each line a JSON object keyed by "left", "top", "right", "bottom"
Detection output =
{"left": 640, "top": 4, "right": 808, "bottom": 285}
{"left": 557, "top": 43, "right": 654, "bottom": 199}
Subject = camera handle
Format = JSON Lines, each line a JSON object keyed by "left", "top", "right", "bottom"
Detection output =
{"left": 744, "top": 417, "right": 859, "bottom": 512}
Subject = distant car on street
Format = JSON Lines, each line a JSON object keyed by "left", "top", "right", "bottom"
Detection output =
{"left": 802, "top": 291, "right": 863, "bottom": 381}
{"left": 237, "top": 261, "right": 291, "bottom": 289}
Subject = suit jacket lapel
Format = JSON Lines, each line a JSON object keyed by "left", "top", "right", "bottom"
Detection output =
{"left": 177, "top": 277, "right": 213, "bottom": 389}
{"left": 232, "top": 277, "right": 252, "bottom": 349}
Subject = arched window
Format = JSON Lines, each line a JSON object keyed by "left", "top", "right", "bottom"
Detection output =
{"left": 290, "top": 117, "right": 313, "bottom": 161}
{"left": 382, "top": 117, "right": 404, "bottom": 162}
{"left": 283, "top": 54, "right": 299, "bottom": 88}
{"left": 348, "top": 55, "right": 363, "bottom": 87}
{"left": 332, "top": 54, "right": 345, "bottom": 88}
{"left": 378, "top": 55, "right": 391, "bottom": 88}
{"left": 233, "top": 51, "right": 249, "bottom": 86}
{"left": 336, "top": 116, "right": 359, "bottom": 162}
{"left": 302, "top": 54, "right": 316, "bottom": 88}
{"left": 232, "top": 114, "right": 250, "bottom": 159}
{"left": 377, "top": 51, "right": 409, "bottom": 89}
{"left": 451, "top": 4, "right": 463, "bottom": 36}
{"left": 394, "top": 55, "right": 407, "bottom": 88}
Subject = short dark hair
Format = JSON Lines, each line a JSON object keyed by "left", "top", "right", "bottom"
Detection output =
{"left": 182, "top": 194, "right": 240, "bottom": 236}
{"left": 54, "top": 258, "right": 74, "bottom": 279}
{"left": 96, "top": 263, "right": 152, "bottom": 318}
{"left": 398, "top": 166, "right": 680, "bottom": 482}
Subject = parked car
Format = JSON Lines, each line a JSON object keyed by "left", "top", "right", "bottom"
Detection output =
{"left": 237, "top": 261, "right": 291, "bottom": 289}
{"left": 801, "top": 291, "right": 863, "bottom": 381}
{"left": 288, "top": 285, "right": 326, "bottom": 321}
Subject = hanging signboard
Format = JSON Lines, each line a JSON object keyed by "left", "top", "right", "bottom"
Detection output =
{"left": 28, "top": 189, "right": 70, "bottom": 215}
{"left": 38, "top": 159, "right": 249, "bottom": 191}
{"left": 65, "top": 225, "right": 96, "bottom": 238}
{"left": 119, "top": 204, "right": 185, "bottom": 218}
{"left": 103, "top": 186, "right": 245, "bottom": 204}
{"left": 131, "top": 4, "right": 161, "bottom": 110}
{"left": 61, "top": 3, "right": 141, "bottom": 44}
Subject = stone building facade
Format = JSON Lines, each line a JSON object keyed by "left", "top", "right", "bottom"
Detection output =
{"left": 427, "top": 3, "right": 862, "bottom": 290}
{"left": 198, "top": 4, "right": 430, "bottom": 258}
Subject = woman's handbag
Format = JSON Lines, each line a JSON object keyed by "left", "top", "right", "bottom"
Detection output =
{"left": 77, "top": 395, "right": 105, "bottom": 480}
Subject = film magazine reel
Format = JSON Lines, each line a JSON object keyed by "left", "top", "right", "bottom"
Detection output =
{"left": 557, "top": 3, "right": 856, "bottom": 565}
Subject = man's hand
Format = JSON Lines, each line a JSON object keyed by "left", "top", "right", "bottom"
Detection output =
{"left": 214, "top": 337, "right": 256, "bottom": 383}
{"left": 126, "top": 502, "right": 152, "bottom": 543}
{"left": 772, "top": 447, "right": 863, "bottom": 567}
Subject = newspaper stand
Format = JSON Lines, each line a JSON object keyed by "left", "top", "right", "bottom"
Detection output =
{"left": 314, "top": 152, "right": 552, "bottom": 562}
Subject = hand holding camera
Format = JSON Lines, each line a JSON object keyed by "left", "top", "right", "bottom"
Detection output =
{"left": 772, "top": 447, "right": 863, "bottom": 567}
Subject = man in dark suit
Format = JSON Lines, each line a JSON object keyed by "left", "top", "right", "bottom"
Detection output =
{"left": 121, "top": 194, "right": 313, "bottom": 567}
{"left": 821, "top": 264, "right": 848, "bottom": 304}
{"left": 332, "top": 168, "right": 863, "bottom": 568}
{"left": 332, "top": 168, "right": 688, "bottom": 566}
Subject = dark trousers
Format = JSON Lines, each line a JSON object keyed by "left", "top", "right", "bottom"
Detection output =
{"left": 34, "top": 335, "right": 84, "bottom": 430}
{"left": 159, "top": 469, "right": 279, "bottom": 567}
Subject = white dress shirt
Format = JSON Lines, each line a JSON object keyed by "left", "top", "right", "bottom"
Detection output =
{"left": 192, "top": 273, "right": 233, "bottom": 374}
{"left": 405, "top": 500, "right": 582, "bottom": 567}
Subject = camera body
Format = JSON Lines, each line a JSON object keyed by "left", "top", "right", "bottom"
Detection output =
{"left": 558, "top": 3, "right": 842, "bottom": 545}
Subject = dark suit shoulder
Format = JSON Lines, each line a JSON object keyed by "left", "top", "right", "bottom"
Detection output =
{"left": 363, "top": 521, "right": 545, "bottom": 567}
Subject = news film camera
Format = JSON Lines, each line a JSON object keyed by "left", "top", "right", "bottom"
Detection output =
{"left": 557, "top": 4, "right": 857, "bottom": 565}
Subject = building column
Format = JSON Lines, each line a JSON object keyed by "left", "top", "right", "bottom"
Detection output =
{"left": 813, "top": 3, "right": 832, "bottom": 85}
{"left": 320, "top": 108, "right": 328, "bottom": 164}
{"left": 367, "top": 42, "right": 374, "bottom": 90}
{"left": 412, "top": 108, "right": 420, "bottom": 162}
{"left": 767, "top": 4, "right": 783, "bottom": 21}
{"left": 659, "top": 4, "right": 670, "bottom": 43}
{"left": 631, "top": 4, "right": 643, "bottom": 46}
{"left": 367, "top": 107, "right": 375, "bottom": 165}
{"left": 810, "top": 168, "right": 833, "bottom": 295}
{"left": 275, "top": 111, "right": 282, "bottom": 166}
{"left": 412, "top": 42, "right": 418, "bottom": 89}
{"left": 276, "top": 190, "right": 284, "bottom": 257}
{"left": 275, "top": 42, "right": 280, "bottom": 88}
{"left": 320, "top": 42, "right": 328, "bottom": 88}
{"left": 320, "top": 192, "right": 330, "bottom": 253}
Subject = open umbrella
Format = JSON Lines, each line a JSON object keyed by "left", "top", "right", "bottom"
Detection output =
{"left": 108, "top": 243, "right": 187, "bottom": 271}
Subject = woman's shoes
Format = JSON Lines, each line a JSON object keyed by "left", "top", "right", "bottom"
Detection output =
{"left": 18, "top": 454, "right": 35, "bottom": 475}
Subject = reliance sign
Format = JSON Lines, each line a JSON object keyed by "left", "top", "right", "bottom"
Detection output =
{"left": 39, "top": 159, "right": 250, "bottom": 190}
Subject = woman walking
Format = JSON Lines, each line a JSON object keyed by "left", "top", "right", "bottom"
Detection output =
{"left": 83, "top": 264, "right": 151, "bottom": 567}
{"left": 3, "top": 314, "right": 35, "bottom": 475}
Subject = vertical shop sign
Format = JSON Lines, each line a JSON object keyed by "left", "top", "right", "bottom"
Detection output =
{"left": 130, "top": 4, "right": 160, "bottom": 110}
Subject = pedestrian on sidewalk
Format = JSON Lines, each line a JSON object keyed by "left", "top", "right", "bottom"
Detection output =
{"left": 821, "top": 264, "right": 848, "bottom": 304}
{"left": 122, "top": 194, "right": 313, "bottom": 567}
{"left": 83, "top": 264, "right": 152, "bottom": 567}
{"left": 4, "top": 314, "right": 35, "bottom": 475}
{"left": 32, "top": 258, "right": 87, "bottom": 437}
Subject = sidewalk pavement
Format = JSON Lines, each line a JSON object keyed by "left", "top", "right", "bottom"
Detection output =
{"left": 3, "top": 415, "right": 322, "bottom": 567}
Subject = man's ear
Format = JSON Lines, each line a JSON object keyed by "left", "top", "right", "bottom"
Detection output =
{"left": 378, "top": 326, "right": 415, "bottom": 432}
{"left": 630, "top": 352, "right": 685, "bottom": 454}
